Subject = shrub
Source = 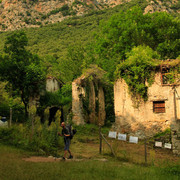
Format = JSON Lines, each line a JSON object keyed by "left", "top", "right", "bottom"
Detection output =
{"left": 26, "top": 11, "right": 31, "bottom": 16}
{"left": 0, "top": 118, "right": 63, "bottom": 156}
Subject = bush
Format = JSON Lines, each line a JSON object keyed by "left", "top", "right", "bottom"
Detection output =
{"left": 0, "top": 118, "right": 63, "bottom": 156}
{"left": 0, "top": 102, "right": 25, "bottom": 123}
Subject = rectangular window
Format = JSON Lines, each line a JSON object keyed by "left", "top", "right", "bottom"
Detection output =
{"left": 160, "top": 64, "right": 179, "bottom": 85}
{"left": 161, "top": 65, "right": 171, "bottom": 85}
{"left": 153, "top": 101, "right": 165, "bottom": 113}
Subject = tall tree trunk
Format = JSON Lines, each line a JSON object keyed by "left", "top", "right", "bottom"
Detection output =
{"left": 24, "top": 102, "right": 28, "bottom": 119}
{"left": 21, "top": 90, "right": 29, "bottom": 120}
{"left": 60, "top": 106, "right": 64, "bottom": 123}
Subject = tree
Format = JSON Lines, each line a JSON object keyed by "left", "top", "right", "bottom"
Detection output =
{"left": 94, "top": 7, "right": 180, "bottom": 80}
{"left": 0, "top": 31, "right": 46, "bottom": 118}
{"left": 58, "top": 45, "right": 90, "bottom": 83}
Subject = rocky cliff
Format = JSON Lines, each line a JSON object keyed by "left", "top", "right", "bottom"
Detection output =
{"left": 0, "top": 0, "right": 179, "bottom": 31}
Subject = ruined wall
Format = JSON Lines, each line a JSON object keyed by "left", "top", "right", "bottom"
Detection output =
{"left": 114, "top": 72, "right": 180, "bottom": 139}
{"left": 98, "top": 85, "right": 106, "bottom": 126}
{"left": 171, "top": 88, "right": 180, "bottom": 155}
{"left": 89, "top": 81, "right": 96, "bottom": 124}
{"left": 72, "top": 79, "right": 106, "bottom": 125}
{"left": 46, "top": 77, "right": 60, "bottom": 92}
{"left": 72, "top": 82, "right": 85, "bottom": 125}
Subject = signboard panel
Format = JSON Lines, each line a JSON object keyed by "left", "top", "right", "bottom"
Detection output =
{"left": 155, "top": 141, "right": 162, "bottom": 147}
{"left": 0, "top": 120, "right": 8, "bottom": 127}
{"left": 164, "top": 143, "right": 172, "bottom": 149}
{"left": 108, "top": 131, "right": 117, "bottom": 139}
{"left": 129, "top": 136, "right": 138, "bottom": 144}
{"left": 118, "top": 133, "right": 127, "bottom": 141}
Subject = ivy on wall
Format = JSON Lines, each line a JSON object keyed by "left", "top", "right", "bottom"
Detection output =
{"left": 115, "top": 46, "right": 180, "bottom": 107}
{"left": 115, "top": 45, "right": 160, "bottom": 104}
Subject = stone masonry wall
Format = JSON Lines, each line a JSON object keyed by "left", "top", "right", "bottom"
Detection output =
{"left": 98, "top": 85, "right": 106, "bottom": 126}
{"left": 114, "top": 72, "right": 180, "bottom": 137}
{"left": 46, "top": 77, "right": 59, "bottom": 92}
{"left": 72, "top": 82, "right": 85, "bottom": 125}
{"left": 89, "top": 81, "right": 96, "bottom": 124}
{"left": 171, "top": 88, "right": 180, "bottom": 155}
{"left": 72, "top": 79, "right": 106, "bottom": 125}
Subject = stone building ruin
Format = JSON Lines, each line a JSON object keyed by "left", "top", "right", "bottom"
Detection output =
{"left": 114, "top": 59, "right": 180, "bottom": 155}
{"left": 46, "top": 76, "right": 60, "bottom": 92}
{"left": 42, "top": 76, "right": 63, "bottom": 124}
{"left": 72, "top": 65, "right": 106, "bottom": 126}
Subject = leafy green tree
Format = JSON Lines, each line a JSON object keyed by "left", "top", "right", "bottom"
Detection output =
{"left": 0, "top": 81, "right": 25, "bottom": 122}
{"left": 0, "top": 31, "right": 46, "bottom": 118}
{"left": 39, "top": 84, "right": 72, "bottom": 108}
{"left": 94, "top": 7, "right": 180, "bottom": 80}
{"left": 58, "top": 45, "right": 92, "bottom": 83}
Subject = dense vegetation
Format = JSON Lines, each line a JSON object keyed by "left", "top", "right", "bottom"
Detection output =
{"left": 0, "top": 32, "right": 46, "bottom": 117}
{"left": 0, "top": 2, "right": 179, "bottom": 123}
{"left": 0, "top": 4, "right": 179, "bottom": 177}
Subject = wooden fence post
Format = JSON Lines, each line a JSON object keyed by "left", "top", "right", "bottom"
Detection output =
{"left": 99, "top": 126, "right": 102, "bottom": 154}
{"left": 144, "top": 137, "right": 147, "bottom": 165}
{"left": 9, "top": 107, "right": 12, "bottom": 127}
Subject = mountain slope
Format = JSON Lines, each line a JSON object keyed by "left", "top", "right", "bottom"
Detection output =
{"left": 0, "top": 0, "right": 179, "bottom": 31}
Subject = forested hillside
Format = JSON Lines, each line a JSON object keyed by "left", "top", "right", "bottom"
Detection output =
{"left": 0, "top": 0, "right": 179, "bottom": 31}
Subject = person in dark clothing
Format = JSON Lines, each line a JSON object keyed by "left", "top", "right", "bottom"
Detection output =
{"left": 58, "top": 122, "right": 73, "bottom": 160}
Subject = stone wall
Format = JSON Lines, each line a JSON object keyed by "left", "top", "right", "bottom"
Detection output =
{"left": 171, "top": 88, "right": 180, "bottom": 155}
{"left": 89, "top": 81, "right": 96, "bottom": 124}
{"left": 46, "top": 76, "right": 60, "bottom": 92}
{"left": 72, "top": 81, "right": 85, "bottom": 125}
{"left": 114, "top": 72, "right": 180, "bottom": 138}
{"left": 98, "top": 85, "right": 106, "bottom": 126}
{"left": 72, "top": 79, "right": 106, "bottom": 125}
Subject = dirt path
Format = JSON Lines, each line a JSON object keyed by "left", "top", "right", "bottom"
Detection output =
{"left": 22, "top": 156, "right": 108, "bottom": 162}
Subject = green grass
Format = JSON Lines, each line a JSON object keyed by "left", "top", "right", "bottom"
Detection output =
{"left": 0, "top": 143, "right": 180, "bottom": 180}
{"left": 0, "top": 123, "right": 179, "bottom": 179}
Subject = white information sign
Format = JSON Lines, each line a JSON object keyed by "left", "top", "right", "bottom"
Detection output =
{"left": 164, "top": 143, "right": 172, "bottom": 149}
{"left": 129, "top": 136, "right": 138, "bottom": 144}
{"left": 0, "top": 120, "right": 8, "bottom": 127}
{"left": 155, "top": 141, "right": 162, "bottom": 147}
{"left": 118, "top": 133, "right": 127, "bottom": 141}
{"left": 108, "top": 131, "right": 117, "bottom": 139}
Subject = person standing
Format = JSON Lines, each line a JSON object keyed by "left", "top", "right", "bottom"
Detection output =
{"left": 58, "top": 122, "right": 73, "bottom": 160}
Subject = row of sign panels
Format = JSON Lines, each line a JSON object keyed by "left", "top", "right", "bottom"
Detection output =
{"left": 155, "top": 141, "right": 172, "bottom": 149}
{"left": 108, "top": 131, "right": 138, "bottom": 144}
{"left": 108, "top": 131, "right": 172, "bottom": 149}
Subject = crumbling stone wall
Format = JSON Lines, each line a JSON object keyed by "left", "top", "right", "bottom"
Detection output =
{"left": 98, "top": 85, "right": 106, "bottom": 126}
{"left": 171, "top": 121, "right": 180, "bottom": 155}
{"left": 40, "top": 76, "right": 62, "bottom": 124}
{"left": 89, "top": 81, "right": 96, "bottom": 124}
{"left": 171, "top": 88, "right": 180, "bottom": 155}
{"left": 72, "top": 81, "right": 85, "bottom": 125}
{"left": 72, "top": 76, "right": 106, "bottom": 125}
{"left": 46, "top": 76, "right": 60, "bottom": 92}
{"left": 114, "top": 72, "right": 180, "bottom": 137}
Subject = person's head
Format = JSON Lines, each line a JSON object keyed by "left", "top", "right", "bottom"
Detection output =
{"left": 61, "top": 122, "right": 65, "bottom": 128}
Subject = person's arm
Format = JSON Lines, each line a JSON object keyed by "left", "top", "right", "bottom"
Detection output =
{"left": 64, "top": 128, "right": 70, "bottom": 137}
{"left": 64, "top": 134, "right": 70, "bottom": 137}
{"left": 58, "top": 132, "right": 62, "bottom": 136}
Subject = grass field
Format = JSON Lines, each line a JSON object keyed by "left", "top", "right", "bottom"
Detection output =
{"left": 0, "top": 132, "right": 180, "bottom": 180}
